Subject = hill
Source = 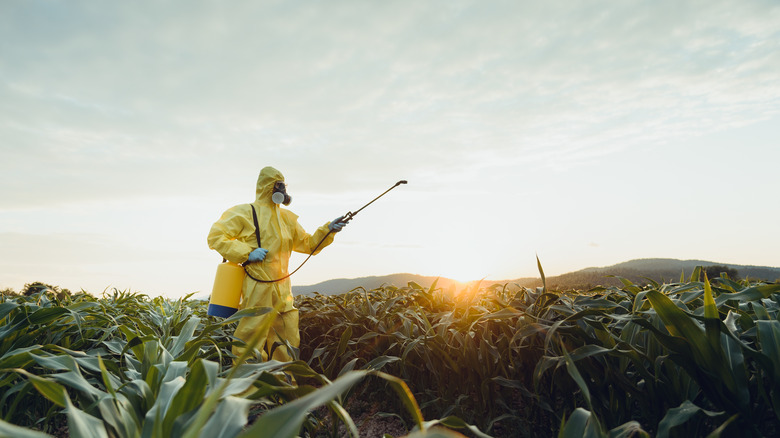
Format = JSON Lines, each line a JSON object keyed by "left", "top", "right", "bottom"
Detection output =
{"left": 292, "top": 258, "right": 780, "bottom": 295}
{"left": 555, "top": 258, "right": 780, "bottom": 289}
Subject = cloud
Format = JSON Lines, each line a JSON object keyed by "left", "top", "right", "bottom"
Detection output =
{"left": 1, "top": 0, "right": 779, "bottom": 207}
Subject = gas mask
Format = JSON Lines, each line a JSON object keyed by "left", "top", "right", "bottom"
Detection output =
{"left": 271, "top": 181, "right": 292, "bottom": 205}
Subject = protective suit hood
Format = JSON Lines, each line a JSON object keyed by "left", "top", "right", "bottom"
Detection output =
{"left": 256, "top": 166, "right": 285, "bottom": 205}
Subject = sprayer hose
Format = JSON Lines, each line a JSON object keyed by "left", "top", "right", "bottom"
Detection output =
{"left": 243, "top": 230, "right": 334, "bottom": 284}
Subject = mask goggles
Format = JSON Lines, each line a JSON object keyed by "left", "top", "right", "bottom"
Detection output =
{"left": 271, "top": 181, "right": 292, "bottom": 205}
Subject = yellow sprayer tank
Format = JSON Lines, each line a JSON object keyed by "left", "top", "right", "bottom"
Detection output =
{"left": 207, "top": 261, "right": 245, "bottom": 317}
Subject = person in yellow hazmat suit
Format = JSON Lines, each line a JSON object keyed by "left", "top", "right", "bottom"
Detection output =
{"left": 207, "top": 166, "right": 348, "bottom": 361}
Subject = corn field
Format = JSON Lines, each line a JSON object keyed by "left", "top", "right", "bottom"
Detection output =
{"left": 2, "top": 263, "right": 780, "bottom": 437}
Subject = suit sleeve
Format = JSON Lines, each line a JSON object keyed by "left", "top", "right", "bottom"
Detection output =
{"left": 207, "top": 205, "right": 254, "bottom": 264}
{"left": 292, "top": 220, "right": 335, "bottom": 255}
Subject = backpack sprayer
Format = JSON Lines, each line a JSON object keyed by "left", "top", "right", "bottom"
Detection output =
{"left": 208, "top": 180, "right": 407, "bottom": 317}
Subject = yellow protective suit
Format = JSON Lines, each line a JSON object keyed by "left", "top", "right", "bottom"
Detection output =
{"left": 207, "top": 167, "right": 336, "bottom": 361}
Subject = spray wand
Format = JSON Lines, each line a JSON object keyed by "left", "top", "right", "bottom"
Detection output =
{"left": 247, "top": 179, "right": 408, "bottom": 283}
{"left": 340, "top": 179, "right": 408, "bottom": 223}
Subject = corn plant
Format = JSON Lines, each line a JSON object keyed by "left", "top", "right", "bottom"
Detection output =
{"left": 297, "top": 265, "right": 780, "bottom": 437}
{"left": 5, "top": 266, "right": 780, "bottom": 437}
{"left": 0, "top": 289, "right": 474, "bottom": 437}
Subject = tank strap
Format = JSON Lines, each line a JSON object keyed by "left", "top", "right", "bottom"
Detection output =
{"left": 244, "top": 203, "right": 332, "bottom": 284}
{"left": 245, "top": 204, "right": 269, "bottom": 283}
{"left": 250, "top": 204, "right": 261, "bottom": 248}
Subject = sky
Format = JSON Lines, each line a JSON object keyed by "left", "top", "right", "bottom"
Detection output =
{"left": 1, "top": 0, "right": 779, "bottom": 299}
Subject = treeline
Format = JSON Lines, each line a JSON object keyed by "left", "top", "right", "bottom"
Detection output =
{"left": 0, "top": 281, "right": 72, "bottom": 298}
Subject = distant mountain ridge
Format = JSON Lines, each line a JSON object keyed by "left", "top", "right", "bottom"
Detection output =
{"left": 597, "top": 258, "right": 779, "bottom": 276}
{"left": 547, "top": 258, "right": 780, "bottom": 290}
{"left": 292, "top": 258, "right": 780, "bottom": 296}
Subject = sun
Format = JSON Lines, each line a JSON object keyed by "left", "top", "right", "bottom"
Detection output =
{"left": 427, "top": 257, "right": 494, "bottom": 284}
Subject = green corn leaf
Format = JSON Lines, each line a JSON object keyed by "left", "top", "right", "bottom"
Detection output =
{"left": 199, "top": 359, "right": 220, "bottom": 390}
{"left": 420, "top": 416, "right": 492, "bottom": 438}
{"left": 702, "top": 274, "right": 717, "bottom": 319}
{"left": 13, "top": 369, "right": 69, "bottom": 408}
{"left": 610, "top": 276, "right": 638, "bottom": 289}
{"left": 720, "top": 333, "right": 750, "bottom": 409}
{"left": 118, "top": 327, "right": 147, "bottom": 360}
{"left": 120, "top": 379, "right": 154, "bottom": 412}
{"left": 218, "top": 306, "right": 273, "bottom": 325}
{"left": 0, "top": 302, "right": 20, "bottom": 321}
{"left": 229, "top": 303, "right": 283, "bottom": 369}
{"left": 141, "top": 377, "right": 186, "bottom": 437}
{"left": 628, "top": 317, "right": 702, "bottom": 380}
{"left": 362, "top": 355, "right": 400, "bottom": 372}
{"left": 558, "top": 410, "right": 582, "bottom": 438}
{"left": 327, "top": 326, "right": 353, "bottom": 376}
{"left": 169, "top": 316, "right": 200, "bottom": 358}
{"left": 372, "top": 371, "right": 425, "bottom": 431}
{"left": 225, "top": 361, "right": 299, "bottom": 379}
{"left": 66, "top": 398, "right": 109, "bottom": 438}
{"left": 757, "top": 320, "right": 780, "bottom": 383}
{"left": 30, "top": 353, "right": 78, "bottom": 372}
{"left": 567, "top": 344, "right": 615, "bottom": 362}
{"left": 163, "top": 360, "right": 210, "bottom": 436}
{"left": 338, "top": 358, "right": 360, "bottom": 377}
{"left": 701, "top": 276, "right": 728, "bottom": 385}
{"left": 276, "top": 360, "right": 324, "bottom": 380}
{"left": 28, "top": 307, "right": 69, "bottom": 325}
{"left": 532, "top": 356, "right": 560, "bottom": 389}
{"left": 645, "top": 290, "right": 716, "bottom": 365}
{"left": 714, "top": 284, "right": 780, "bottom": 306}
{"left": 561, "top": 344, "right": 592, "bottom": 411}
{"left": 558, "top": 408, "right": 605, "bottom": 438}
{"left": 656, "top": 400, "right": 723, "bottom": 438}
{"left": 536, "top": 254, "right": 547, "bottom": 293}
{"left": 361, "top": 287, "right": 376, "bottom": 318}
{"left": 427, "top": 278, "right": 440, "bottom": 295}
{"left": 753, "top": 302, "right": 771, "bottom": 321}
{"left": 0, "top": 418, "right": 54, "bottom": 437}
{"left": 95, "top": 396, "right": 139, "bottom": 438}
{"left": 0, "top": 346, "right": 38, "bottom": 369}
{"left": 208, "top": 377, "right": 256, "bottom": 398}
{"left": 689, "top": 266, "right": 702, "bottom": 283}
{"left": 572, "top": 296, "right": 624, "bottom": 309}
{"left": 705, "top": 414, "right": 739, "bottom": 438}
{"left": 197, "top": 396, "right": 252, "bottom": 438}
{"left": 51, "top": 370, "right": 107, "bottom": 401}
{"left": 491, "top": 376, "right": 536, "bottom": 399}
{"left": 237, "top": 370, "right": 367, "bottom": 438}
{"left": 646, "top": 290, "right": 749, "bottom": 407}
{"left": 162, "top": 361, "right": 190, "bottom": 383}
{"left": 336, "top": 326, "right": 352, "bottom": 358}
{"left": 471, "top": 308, "right": 523, "bottom": 327}
{"left": 97, "top": 356, "right": 116, "bottom": 398}
{"left": 327, "top": 400, "right": 359, "bottom": 437}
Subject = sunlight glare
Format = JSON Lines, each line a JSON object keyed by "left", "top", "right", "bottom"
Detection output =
{"left": 428, "top": 255, "right": 493, "bottom": 284}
